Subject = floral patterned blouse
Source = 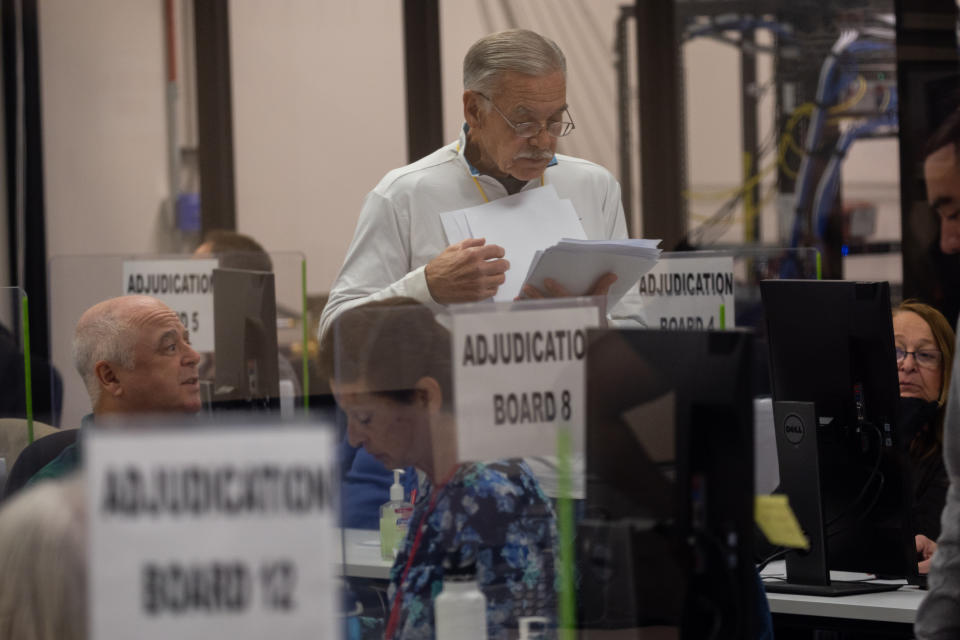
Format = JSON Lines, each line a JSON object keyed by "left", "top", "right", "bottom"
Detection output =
{"left": 386, "top": 459, "right": 557, "bottom": 639}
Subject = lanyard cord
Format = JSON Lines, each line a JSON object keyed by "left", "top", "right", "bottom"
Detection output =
{"left": 471, "top": 175, "right": 490, "bottom": 203}
{"left": 384, "top": 465, "right": 460, "bottom": 640}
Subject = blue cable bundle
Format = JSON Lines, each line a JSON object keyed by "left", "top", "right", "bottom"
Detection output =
{"left": 789, "top": 32, "right": 895, "bottom": 249}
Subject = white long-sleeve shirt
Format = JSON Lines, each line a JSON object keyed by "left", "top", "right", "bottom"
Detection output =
{"left": 319, "top": 126, "right": 645, "bottom": 340}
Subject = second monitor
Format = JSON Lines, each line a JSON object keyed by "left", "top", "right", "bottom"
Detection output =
{"left": 761, "top": 279, "right": 919, "bottom": 595}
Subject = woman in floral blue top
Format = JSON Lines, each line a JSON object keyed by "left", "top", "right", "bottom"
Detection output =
{"left": 321, "top": 298, "right": 557, "bottom": 640}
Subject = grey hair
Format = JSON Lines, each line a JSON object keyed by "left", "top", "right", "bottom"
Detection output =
{"left": 0, "top": 477, "right": 86, "bottom": 640}
{"left": 463, "top": 29, "right": 566, "bottom": 98}
{"left": 72, "top": 300, "right": 139, "bottom": 408}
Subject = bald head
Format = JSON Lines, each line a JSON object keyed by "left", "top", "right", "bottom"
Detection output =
{"left": 73, "top": 296, "right": 201, "bottom": 416}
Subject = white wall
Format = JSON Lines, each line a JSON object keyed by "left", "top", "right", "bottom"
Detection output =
{"left": 229, "top": 1, "right": 407, "bottom": 295}
{"left": 39, "top": 0, "right": 171, "bottom": 260}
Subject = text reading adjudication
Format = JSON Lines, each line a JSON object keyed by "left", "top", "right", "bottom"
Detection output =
{"left": 101, "top": 464, "right": 332, "bottom": 517}
{"left": 126, "top": 272, "right": 213, "bottom": 295}
{"left": 637, "top": 271, "right": 733, "bottom": 296}
{"left": 461, "top": 328, "right": 587, "bottom": 366}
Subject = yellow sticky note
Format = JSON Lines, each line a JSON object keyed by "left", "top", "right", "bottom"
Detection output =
{"left": 755, "top": 494, "right": 810, "bottom": 550}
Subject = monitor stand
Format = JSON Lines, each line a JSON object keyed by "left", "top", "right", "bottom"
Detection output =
{"left": 767, "top": 401, "right": 903, "bottom": 597}
{"left": 764, "top": 580, "right": 900, "bottom": 596}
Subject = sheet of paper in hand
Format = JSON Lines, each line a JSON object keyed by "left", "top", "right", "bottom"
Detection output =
{"left": 439, "top": 185, "right": 586, "bottom": 300}
{"left": 521, "top": 238, "right": 662, "bottom": 306}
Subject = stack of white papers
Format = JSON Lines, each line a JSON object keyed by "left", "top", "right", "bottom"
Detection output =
{"left": 440, "top": 186, "right": 586, "bottom": 301}
{"left": 522, "top": 238, "right": 662, "bottom": 307}
{"left": 439, "top": 185, "right": 660, "bottom": 304}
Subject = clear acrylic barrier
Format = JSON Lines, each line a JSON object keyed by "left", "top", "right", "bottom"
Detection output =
{"left": 645, "top": 247, "right": 818, "bottom": 397}
{"left": 48, "top": 252, "right": 307, "bottom": 428}
{"left": 326, "top": 299, "right": 563, "bottom": 639}
{"left": 641, "top": 247, "right": 819, "bottom": 328}
{"left": 584, "top": 326, "right": 756, "bottom": 636}
{"left": 0, "top": 287, "right": 46, "bottom": 493}
{"left": 0, "top": 287, "right": 28, "bottom": 416}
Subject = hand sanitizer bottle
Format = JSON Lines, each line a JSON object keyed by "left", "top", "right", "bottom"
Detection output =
{"left": 435, "top": 558, "right": 487, "bottom": 640}
{"left": 380, "top": 469, "right": 412, "bottom": 560}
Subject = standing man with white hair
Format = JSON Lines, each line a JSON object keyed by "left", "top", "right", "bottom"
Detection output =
{"left": 19, "top": 295, "right": 201, "bottom": 488}
{"left": 319, "top": 28, "right": 643, "bottom": 339}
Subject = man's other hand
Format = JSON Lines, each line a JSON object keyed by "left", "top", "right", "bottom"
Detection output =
{"left": 425, "top": 238, "right": 510, "bottom": 303}
{"left": 917, "top": 534, "right": 938, "bottom": 575}
{"left": 519, "top": 272, "right": 618, "bottom": 300}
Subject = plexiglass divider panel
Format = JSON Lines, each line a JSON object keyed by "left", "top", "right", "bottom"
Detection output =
{"left": 0, "top": 287, "right": 39, "bottom": 492}
{"left": 48, "top": 252, "right": 306, "bottom": 428}
{"left": 329, "top": 298, "right": 611, "bottom": 638}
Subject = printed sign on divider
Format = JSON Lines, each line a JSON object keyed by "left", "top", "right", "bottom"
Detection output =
{"left": 449, "top": 301, "right": 602, "bottom": 466}
{"left": 637, "top": 254, "right": 735, "bottom": 329}
{"left": 86, "top": 424, "right": 339, "bottom": 640}
{"left": 122, "top": 258, "right": 218, "bottom": 352}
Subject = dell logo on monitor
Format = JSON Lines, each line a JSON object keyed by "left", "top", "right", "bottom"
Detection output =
{"left": 784, "top": 414, "right": 805, "bottom": 445}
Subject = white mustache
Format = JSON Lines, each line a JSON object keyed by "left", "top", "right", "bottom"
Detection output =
{"left": 514, "top": 150, "right": 553, "bottom": 161}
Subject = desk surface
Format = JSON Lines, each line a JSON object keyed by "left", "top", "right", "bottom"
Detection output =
{"left": 341, "top": 527, "right": 394, "bottom": 580}
{"left": 762, "top": 561, "right": 927, "bottom": 624}
{"left": 343, "top": 538, "right": 929, "bottom": 624}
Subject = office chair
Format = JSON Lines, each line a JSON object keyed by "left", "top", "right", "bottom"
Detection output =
{"left": 2, "top": 427, "right": 78, "bottom": 501}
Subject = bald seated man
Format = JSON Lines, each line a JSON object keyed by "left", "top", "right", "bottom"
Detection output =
{"left": 26, "top": 295, "right": 201, "bottom": 486}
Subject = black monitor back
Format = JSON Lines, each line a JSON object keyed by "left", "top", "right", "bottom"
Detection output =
{"left": 211, "top": 268, "right": 280, "bottom": 412}
{"left": 584, "top": 328, "right": 755, "bottom": 638}
{"left": 761, "top": 280, "right": 918, "bottom": 591}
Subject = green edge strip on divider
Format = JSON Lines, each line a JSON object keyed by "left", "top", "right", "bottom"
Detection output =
{"left": 816, "top": 251, "right": 822, "bottom": 280}
{"left": 302, "top": 259, "right": 309, "bottom": 410}
{"left": 719, "top": 304, "right": 726, "bottom": 330}
{"left": 557, "top": 425, "right": 576, "bottom": 638}
{"left": 21, "top": 295, "right": 34, "bottom": 443}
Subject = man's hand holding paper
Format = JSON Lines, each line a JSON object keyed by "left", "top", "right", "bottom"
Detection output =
{"left": 439, "top": 186, "right": 587, "bottom": 301}
{"left": 425, "top": 238, "right": 510, "bottom": 303}
{"left": 439, "top": 186, "right": 660, "bottom": 308}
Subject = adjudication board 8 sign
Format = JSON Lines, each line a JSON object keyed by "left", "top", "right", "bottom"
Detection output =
{"left": 450, "top": 303, "right": 601, "bottom": 464}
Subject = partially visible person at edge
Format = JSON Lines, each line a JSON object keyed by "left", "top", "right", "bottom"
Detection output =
{"left": 27, "top": 295, "right": 201, "bottom": 486}
{"left": 894, "top": 301, "right": 955, "bottom": 575}
{"left": 321, "top": 298, "right": 556, "bottom": 639}
{"left": 919, "top": 108, "right": 960, "bottom": 322}
{"left": 194, "top": 228, "right": 273, "bottom": 272}
{"left": 318, "top": 28, "right": 645, "bottom": 343}
{"left": 915, "top": 314, "right": 960, "bottom": 638}
{"left": 0, "top": 476, "right": 86, "bottom": 640}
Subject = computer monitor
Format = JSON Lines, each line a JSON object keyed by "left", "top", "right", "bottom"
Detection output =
{"left": 761, "top": 279, "right": 919, "bottom": 595}
{"left": 583, "top": 328, "right": 755, "bottom": 638}
{"left": 211, "top": 267, "right": 281, "bottom": 412}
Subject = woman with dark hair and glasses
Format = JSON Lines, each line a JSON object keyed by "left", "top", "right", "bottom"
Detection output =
{"left": 894, "top": 300, "right": 956, "bottom": 573}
